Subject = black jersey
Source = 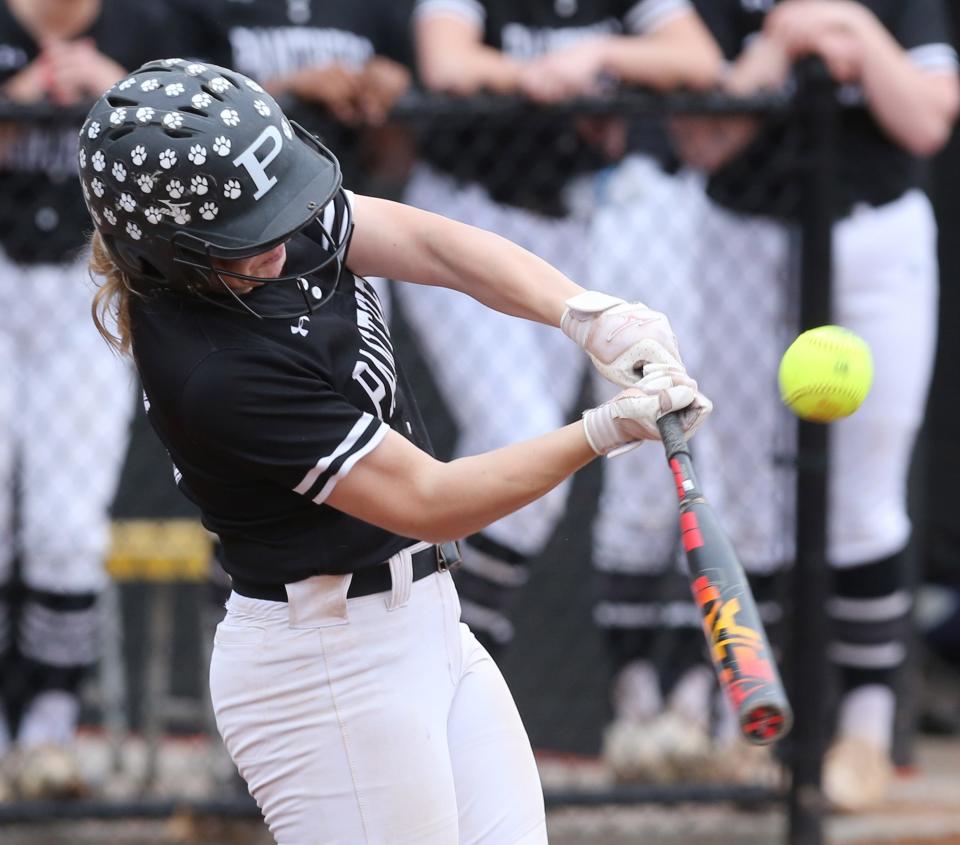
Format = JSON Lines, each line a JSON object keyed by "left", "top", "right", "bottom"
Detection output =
{"left": 415, "top": 0, "right": 693, "bottom": 215}
{"left": 696, "top": 0, "right": 958, "bottom": 219}
{"left": 131, "top": 192, "right": 430, "bottom": 586}
{"left": 164, "top": 0, "right": 414, "bottom": 191}
{"left": 0, "top": 1, "right": 178, "bottom": 264}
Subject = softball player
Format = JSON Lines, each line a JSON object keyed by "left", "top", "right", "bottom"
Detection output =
{"left": 79, "top": 61, "right": 710, "bottom": 844}
{"left": 396, "top": 0, "right": 720, "bottom": 686}
{"left": 683, "top": 0, "right": 959, "bottom": 809}
{"left": 0, "top": 0, "right": 179, "bottom": 795}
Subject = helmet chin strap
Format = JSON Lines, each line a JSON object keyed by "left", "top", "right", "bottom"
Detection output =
{"left": 186, "top": 268, "right": 319, "bottom": 320}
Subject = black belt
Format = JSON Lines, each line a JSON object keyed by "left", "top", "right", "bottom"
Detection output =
{"left": 230, "top": 546, "right": 446, "bottom": 603}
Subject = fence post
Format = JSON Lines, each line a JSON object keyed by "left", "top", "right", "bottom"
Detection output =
{"left": 788, "top": 59, "right": 837, "bottom": 845}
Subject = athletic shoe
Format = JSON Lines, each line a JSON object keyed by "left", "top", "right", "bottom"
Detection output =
{"left": 602, "top": 711, "right": 713, "bottom": 783}
{"left": 13, "top": 744, "right": 89, "bottom": 800}
{"left": 822, "top": 736, "right": 893, "bottom": 812}
{"left": 710, "top": 739, "right": 788, "bottom": 788}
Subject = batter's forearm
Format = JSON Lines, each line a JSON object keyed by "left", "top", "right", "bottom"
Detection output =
{"left": 417, "top": 423, "right": 596, "bottom": 543}
{"left": 347, "top": 196, "right": 583, "bottom": 327}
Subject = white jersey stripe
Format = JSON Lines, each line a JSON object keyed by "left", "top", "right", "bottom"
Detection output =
{"left": 414, "top": 0, "right": 485, "bottom": 28}
{"left": 294, "top": 413, "right": 378, "bottom": 495}
{"left": 312, "top": 423, "right": 388, "bottom": 504}
{"left": 908, "top": 43, "right": 960, "bottom": 73}
{"left": 624, "top": 0, "right": 691, "bottom": 35}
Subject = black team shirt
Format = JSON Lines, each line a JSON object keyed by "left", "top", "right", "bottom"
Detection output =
{"left": 695, "top": 0, "right": 959, "bottom": 219}
{"left": 131, "top": 191, "right": 431, "bottom": 587}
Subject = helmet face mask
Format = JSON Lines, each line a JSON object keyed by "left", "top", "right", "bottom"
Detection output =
{"left": 79, "top": 59, "right": 350, "bottom": 318}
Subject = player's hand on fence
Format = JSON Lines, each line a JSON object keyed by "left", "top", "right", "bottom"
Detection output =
{"left": 561, "top": 291, "right": 684, "bottom": 387}
{"left": 582, "top": 364, "right": 712, "bottom": 456}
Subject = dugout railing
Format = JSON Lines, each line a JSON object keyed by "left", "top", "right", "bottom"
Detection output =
{"left": 0, "top": 69, "right": 841, "bottom": 845}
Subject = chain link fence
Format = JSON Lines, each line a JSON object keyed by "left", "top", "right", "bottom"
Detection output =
{"left": 0, "top": 75, "right": 945, "bottom": 844}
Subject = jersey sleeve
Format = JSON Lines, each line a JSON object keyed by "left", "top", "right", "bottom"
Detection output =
{"left": 181, "top": 351, "right": 387, "bottom": 505}
{"left": 622, "top": 0, "right": 694, "bottom": 35}
{"left": 412, "top": 0, "right": 485, "bottom": 30}
{"left": 892, "top": 0, "right": 958, "bottom": 74}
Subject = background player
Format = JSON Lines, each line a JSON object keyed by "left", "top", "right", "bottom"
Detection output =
{"left": 675, "top": 0, "right": 959, "bottom": 809}
{"left": 0, "top": 0, "right": 177, "bottom": 798}
{"left": 79, "top": 60, "right": 711, "bottom": 843}
{"left": 394, "top": 0, "right": 721, "bottom": 751}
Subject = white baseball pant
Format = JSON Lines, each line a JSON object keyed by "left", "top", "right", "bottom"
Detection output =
{"left": 209, "top": 545, "right": 547, "bottom": 845}
{"left": 0, "top": 248, "right": 135, "bottom": 593}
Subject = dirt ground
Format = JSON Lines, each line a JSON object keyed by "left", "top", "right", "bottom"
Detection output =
{"left": 0, "top": 737, "right": 956, "bottom": 845}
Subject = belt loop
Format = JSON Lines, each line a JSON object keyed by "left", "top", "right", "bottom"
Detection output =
{"left": 386, "top": 548, "right": 413, "bottom": 611}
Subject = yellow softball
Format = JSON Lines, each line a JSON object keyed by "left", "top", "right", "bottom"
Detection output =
{"left": 778, "top": 326, "right": 873, "bottom": 422}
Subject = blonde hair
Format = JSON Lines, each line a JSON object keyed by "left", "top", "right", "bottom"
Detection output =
{"left": 90, "top": 230, "right": 136, "bottom": 357}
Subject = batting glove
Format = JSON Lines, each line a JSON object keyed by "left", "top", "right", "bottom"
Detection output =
{"left": 582, "top": 363, "right": 713, "bottom": 457}
{"left": 561, "top": 291, "right": 684, "bottom": 387}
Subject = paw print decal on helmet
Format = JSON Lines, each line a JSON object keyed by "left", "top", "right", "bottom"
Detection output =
{"left": 78, "top": 58, "right": 349, "bottom": 304}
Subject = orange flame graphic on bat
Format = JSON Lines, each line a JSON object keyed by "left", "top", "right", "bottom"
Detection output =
{"left": 692, "top": 576, "right": 777, "bottom": 708}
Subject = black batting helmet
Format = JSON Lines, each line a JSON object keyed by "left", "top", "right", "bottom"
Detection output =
{"left": 78, "top": 58, "right": 349, "bottom": 316}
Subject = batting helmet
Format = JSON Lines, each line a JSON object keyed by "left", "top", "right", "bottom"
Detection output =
{"left": 78, "top": 59, "right": 349, "bottom": 317}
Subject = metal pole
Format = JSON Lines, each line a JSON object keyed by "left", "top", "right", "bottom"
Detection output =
{"left": 788, "top": 58, "right": 837, "bottom": 845}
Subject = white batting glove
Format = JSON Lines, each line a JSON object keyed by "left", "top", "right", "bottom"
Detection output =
{"left": 561, "top": 291, "right": 684, "bottom": 387}
{"left": 582, "top": 363, "right": 713, "bottom": 457}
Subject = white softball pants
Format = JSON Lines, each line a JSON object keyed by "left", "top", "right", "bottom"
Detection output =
{"left": 0, "top": 248, "right": 135, "bottom": 592}
{"left": 692, "top": 189, "right": 939, "bottom": 571}
{"left": 209, "top": 547, "right": 547, "bottom": 845}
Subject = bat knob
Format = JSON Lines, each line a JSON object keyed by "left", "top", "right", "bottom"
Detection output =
{"left": 742, "top": 704, "right": 793, "bottom": 745}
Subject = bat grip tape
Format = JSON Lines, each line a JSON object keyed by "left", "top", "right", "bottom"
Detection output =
{"left": 657, "top": 411, "right": 689, "bottom": 461}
